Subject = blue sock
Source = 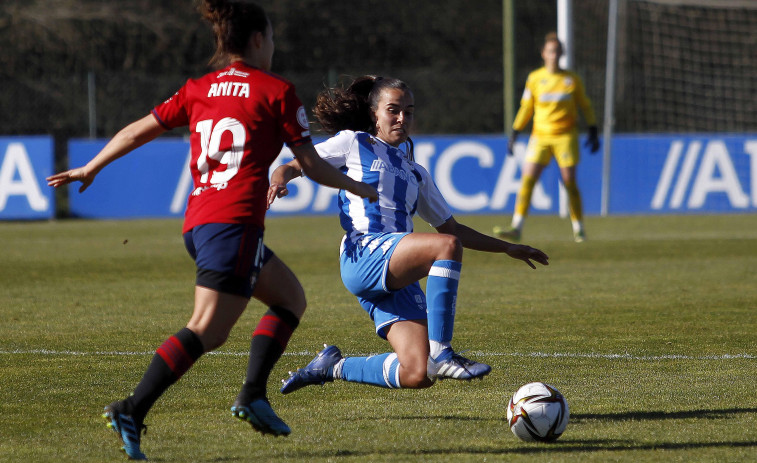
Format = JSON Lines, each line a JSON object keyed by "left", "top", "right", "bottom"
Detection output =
{"left": 340, "top": 353, "right": 401, "bottom": 388}
{"left": 426, "top": 260, "right": 462, "bottom": 346}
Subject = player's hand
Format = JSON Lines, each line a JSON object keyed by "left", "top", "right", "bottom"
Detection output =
{"left": 505, "top": 243, "right": 549, "bottom": 269}
{"left": 46, "top": 167, "right": 96, "bottom": 193}
{"left": 350, "top": 181, "right": 378, "bottom": 203}
{"left": 266, "top": 182, "right": 290, "bottom": 209}
{"left": 585, "top": 126, "right": 600, "bottom": 153}
{"left": 506, "top": 131, "right": 519, "bottom": 156}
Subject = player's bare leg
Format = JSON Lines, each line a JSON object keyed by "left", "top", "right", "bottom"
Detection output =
{"left": 231, "top": 255, "right": 305, "bottom": 436}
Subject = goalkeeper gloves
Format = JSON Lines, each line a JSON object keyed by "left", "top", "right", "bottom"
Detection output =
{"left": 507, "top": 130, "right": 519, "bottom": 156}
{"left": 585, "top": 126, "right": 600, "bottom": 153}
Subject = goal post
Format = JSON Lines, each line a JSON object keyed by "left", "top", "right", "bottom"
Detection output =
{"left": 562, "top": 0, "right": 757, "bottom": 215}
{"left": 601, "top": 0, "right": 619, "bottom": 216}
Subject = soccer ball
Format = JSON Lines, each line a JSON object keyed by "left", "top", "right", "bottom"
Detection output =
{"left": 506, "top": 382, "right": 569, "bottom": 442}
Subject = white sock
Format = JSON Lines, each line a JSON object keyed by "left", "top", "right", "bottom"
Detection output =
{"left": 429, "top": 339, "right": 451, "bottom": 359}
{"left": 511, "top": 214, "right": 524, "bottom": 230}
{"left": 572, "top": 220, "right": 583, "bottom": 234}
{"left": 332, "top": 358, "right": 345, "bottom": 380}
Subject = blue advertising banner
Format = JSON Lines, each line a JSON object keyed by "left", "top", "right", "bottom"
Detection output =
{"left": 0, "top": 136, "right": 55, "bottom": 220}
{"left": 67, "top": 134, "right": 757, "bottom": 219}
{"left": 609, "top": 135, "right": 757, "bottom": 214}
{"left": 267, "top": 135, "right": 599, "bottom": 216}
{"left": 68, "top": 139, "right": 190, "bottom": 218}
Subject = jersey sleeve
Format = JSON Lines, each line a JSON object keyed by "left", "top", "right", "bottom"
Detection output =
{"left": 279, "top": 84, "right": 312, "bottom": 148}
{"left": 512, "top": 73, "right": 536, "bottom": 132}
{"left": 573, "top": 74, "right": 597, "bottom": 126}
{"left": 414, "top": 164, "right": 452, "bottom": 228}
{"left": 152, "top": 86, "right": 189, "bottom": 130}
{"left": 314, "top": 130, "right": 356, "bottom": 169}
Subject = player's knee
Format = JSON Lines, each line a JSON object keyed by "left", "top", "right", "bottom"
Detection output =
{"left": 434, "top": 234, "right": 462, "bottom": 261}
{"left": 399, "top": 361, "right": 435, "bottom": 388}
{"left": 401, "top": 369, "right": 434, "bottom": 388}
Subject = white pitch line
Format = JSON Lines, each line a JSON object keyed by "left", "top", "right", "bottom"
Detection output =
{"left": 535, "top": 232, "right": 757, "bottom": 242}
{"left": 0, "top": 349, "right": 753, "bottom": 361}
{"left": 480, "top": 351, "right": 756, "bottom": 361}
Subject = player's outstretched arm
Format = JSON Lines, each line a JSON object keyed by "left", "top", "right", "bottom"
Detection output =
{"left": 435, "top": 217, "right": 549, "bottom": 269}
{"left": 267, "top": 160, "right": 302, "bottom": 208}
{"left": 288, "top": 144, "right": 377, "bottom": 202}
{"left": 46, "top": 115, "right": 165, "bottom": 192}
{"left": 502, "top": 242, "right": 550, "bottom": 269}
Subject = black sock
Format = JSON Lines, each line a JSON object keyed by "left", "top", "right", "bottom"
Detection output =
{"left": 127, "top": 328, "right": 205, "bottom": 423}
{"left": 237, "top": 306, "right": 299, "bottom": 403}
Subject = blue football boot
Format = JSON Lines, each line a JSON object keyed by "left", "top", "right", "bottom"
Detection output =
{"left": 103, "top": 400, "right": 147, "bottom": 460}
{"left": 231, "top": 397, "right": 291, "bottom": 436}
{"left": 280, "top": 344, "right": 342, "bottom": 394}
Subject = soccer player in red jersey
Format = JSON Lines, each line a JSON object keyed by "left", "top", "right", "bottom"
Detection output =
{"left": 47, "top": 1, "right": 376, "bottom": 459}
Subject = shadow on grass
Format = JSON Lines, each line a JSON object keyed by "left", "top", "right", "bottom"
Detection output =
{"left": 286, "top": 440, "right": 757, "bottom": 459}
{"left": 355, "top": 407, "right": 757, "bottom": 424}
{"left": 571, "top": 407, "right": 757, "bottom": 423}
{"left": 149, "top": 439, "right": 757, "bottom": 462}
{"left": 391, "top": 415, "right": 490, "bottom": 421}
{"left": 276, "top": 408, "right": 757, "bottom": 459}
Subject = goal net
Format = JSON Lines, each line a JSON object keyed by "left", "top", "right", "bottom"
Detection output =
{"left": 572, "top": 0, "right": 757, "bottom": 133}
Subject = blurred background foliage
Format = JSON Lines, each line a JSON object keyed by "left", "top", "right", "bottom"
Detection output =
{"left": 0, "top": 0, "right": 567, "bottom": 140}
{"left": 2, "top": 0, "right": 754, "bottom": 147}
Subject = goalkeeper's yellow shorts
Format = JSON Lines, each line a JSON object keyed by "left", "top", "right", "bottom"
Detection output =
{"left": 525, "top": 130, "right": 580, "bottom": 168}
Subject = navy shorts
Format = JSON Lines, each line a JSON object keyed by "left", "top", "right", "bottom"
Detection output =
{"left": 183, "top": 223, "right": 273, "bottom": 298}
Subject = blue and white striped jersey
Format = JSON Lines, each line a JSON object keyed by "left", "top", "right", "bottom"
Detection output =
{"left": 315, "top": 130, "right": 452, "bottom": 239}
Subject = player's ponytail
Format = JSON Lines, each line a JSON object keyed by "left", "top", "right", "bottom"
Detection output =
{"left": 199, "top": 0, "right": 269, "bottom": 68}
{"left": 313, "top": 76, "right": 377, "bottom": 135}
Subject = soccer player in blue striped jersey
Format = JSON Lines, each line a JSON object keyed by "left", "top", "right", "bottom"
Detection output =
{"left": 270, "top": 76, "right": 549, "bottom": 393}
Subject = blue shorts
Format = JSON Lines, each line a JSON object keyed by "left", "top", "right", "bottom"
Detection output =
{"left": 183, "top": 223, "right": 273, "bottom": 298}
{"left": 340, "top": 232, "right": 428, "bottom": 339}
{"left": 357, "top": 283, "right": 427, "bottom": 339}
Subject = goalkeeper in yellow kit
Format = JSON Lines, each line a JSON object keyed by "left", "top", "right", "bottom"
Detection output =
{"left": 494, "top": 32, "right": 599, "bottom": 243}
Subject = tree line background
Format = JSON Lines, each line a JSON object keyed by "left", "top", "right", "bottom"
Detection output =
{"left": 2, "top": 0, "right": 754, "bottom": 151}
{"left": 1, "top": 1, "right": 602, "bottom": 140}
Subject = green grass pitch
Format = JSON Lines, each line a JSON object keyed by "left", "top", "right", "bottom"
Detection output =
{"left": 1, "top": 214, "right": 755, "bottom": 462}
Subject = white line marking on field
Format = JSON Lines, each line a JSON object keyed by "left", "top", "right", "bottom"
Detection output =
{"left": 590, "top": 233, "right": 757, "bottom": 242}
{"left": 0, "top": 349, "right": 753, "bottom": 361}
{"left": 480, "top": 351, "right": 756, "bottom": 361}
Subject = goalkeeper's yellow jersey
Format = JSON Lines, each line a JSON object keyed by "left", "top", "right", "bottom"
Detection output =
{"left": 513, "top": 67, "right": 596, "bottom": 137}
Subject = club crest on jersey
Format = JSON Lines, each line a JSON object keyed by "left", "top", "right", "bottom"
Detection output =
{"left": 296, "top": 106, "right": 309, "bottom": 129}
